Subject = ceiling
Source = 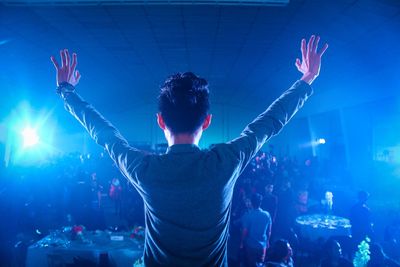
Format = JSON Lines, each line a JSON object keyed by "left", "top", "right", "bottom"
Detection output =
{"left": 0, "top": 0, "right": 399, "bottom": 143}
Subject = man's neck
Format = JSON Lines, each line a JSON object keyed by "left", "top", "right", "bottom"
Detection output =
{"left": 167, "top": 132, "right": 201, "bottom": 146}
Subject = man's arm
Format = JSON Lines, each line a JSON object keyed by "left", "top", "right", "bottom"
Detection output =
{"left": 223, "top": 35, "right": 328, "bottom": 173}
{"left": 51, "top": 50, "right": 146, "bottom": 187}
{"left": 267, "top": 215, "right": 272, "bottom": 248}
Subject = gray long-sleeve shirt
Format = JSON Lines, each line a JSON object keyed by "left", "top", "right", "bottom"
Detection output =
{"left": 242, "top": 208, "right": 272, "bottom": 249}
{"left": 61, "top": 80, "right": 312, "bottom": 266}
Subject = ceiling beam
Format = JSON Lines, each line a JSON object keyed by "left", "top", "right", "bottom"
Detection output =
{"left": 2, "top": 0, "right": 289, "bottom": 7}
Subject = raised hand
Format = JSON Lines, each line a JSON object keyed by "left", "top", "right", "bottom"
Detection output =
{"left": 295, "top": 35, "right": 328, "bottom": 84}
{"left": 50, "top": 49, "right": 81, "bottom": 87}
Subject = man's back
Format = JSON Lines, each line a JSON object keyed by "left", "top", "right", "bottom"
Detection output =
{"left": 242, "top": 208, "right": 272, "bottom": 249}
{"left": 350, "top": 202, "right": 372, "bottom": 238}
{"left": 138, "top": 144, "right": 239, "bottom": 266}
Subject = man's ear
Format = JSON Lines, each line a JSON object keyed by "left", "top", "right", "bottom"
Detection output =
{"left": 202, "top": 114, "right": 212, "bottom": 130}
{"left": 157, "top": 113, "right": 166, "bottom": 130}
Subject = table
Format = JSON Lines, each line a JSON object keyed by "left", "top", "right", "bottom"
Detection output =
{"left": 26, "top": 230, "right": 143, "bottom": 267}
{"left": 296, "top": 214, "right": 351, "bottom": 241}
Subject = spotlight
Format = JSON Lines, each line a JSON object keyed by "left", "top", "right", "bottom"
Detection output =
{"left": 21, "top": 126, "right": 39, "bottom": 148}
{"left": 317, "top": 138, "right": 326, "bottom": 145}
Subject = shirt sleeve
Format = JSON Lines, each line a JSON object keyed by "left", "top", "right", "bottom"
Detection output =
{"left": 62, "top": 91, "right": 147, "bottom": 187}
{"left": 225, "top": 80, "right": 313, "bottom": 174}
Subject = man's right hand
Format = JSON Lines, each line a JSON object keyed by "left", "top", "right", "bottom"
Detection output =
{"left": 295, "top": 35, "right": 328, "bottom": 85}
{"left": 50, "top": 49, "right": 81, "bottom": 87}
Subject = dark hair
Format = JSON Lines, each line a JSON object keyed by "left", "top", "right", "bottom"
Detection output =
{"left": 251, "top": 193, "right": 263, "bottom": 209}
{"left": 267, "top": 239, "right": 291, "bottom": 262}
{"left": 158, "top": 72, "right": 210, "bottom": 134}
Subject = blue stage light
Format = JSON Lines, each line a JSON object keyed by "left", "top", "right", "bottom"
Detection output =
{"left": 21, "top": 126, "right": 39, "bottom": 148}
{"left": 4, "top": 101, "right": 61, "bottom": 165}
{"left": 317, "top": 138, "right": 326, "bottom": 145}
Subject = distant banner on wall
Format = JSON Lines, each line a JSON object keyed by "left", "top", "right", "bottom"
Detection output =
{"left": 373, "top": 120, "right": 400, "bottom": 164}
{"left": 374, "top": 146, "right": 400, "bottom": 164}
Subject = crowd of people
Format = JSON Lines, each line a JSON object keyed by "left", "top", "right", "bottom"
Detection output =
{"left": 226, "top": 147, "right": 400, "bottom": 266}
{"left": 0, "top": 151, "right": 144, "bottom": 265}
{"left": 0, "top": 145, "right": 399, "bottom": 266}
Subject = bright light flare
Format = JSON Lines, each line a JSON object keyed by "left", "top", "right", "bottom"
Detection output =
{"left": 21, "top": 126, "right": 39, "bottom": 148}
{"left": 4, "top": 101, "right": 61, "bottom": 166}
{"left": 317, "top": 138, "right": 326, "bottom": 145}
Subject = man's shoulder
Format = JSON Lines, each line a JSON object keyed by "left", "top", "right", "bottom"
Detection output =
{"left": 206, "top": 143, "right": 241, "bottom": 162}
{"left": 258, "top": 209, "right": 272, "bottom": 221}
{"left": 209, "top": 143, "right": 232, "bottom": 151}
{"left": 247, "top": 209, "right": 270, "bottom": 219}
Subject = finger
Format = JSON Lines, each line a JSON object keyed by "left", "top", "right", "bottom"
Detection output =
{"left": 295, "top": 58, "right": 301, "bottom": 70}
{"left": 70, "top": 53, "right": 77, "bottom": 72}
{"left": 313, "top": 36, "right": 320, "bottom": 53}
{"left": 307, "top": 35, "right": 315, "bottom": 57}
{"left": 64, "top": 49, "right": 70, "bottom": 67}
{"left": 75, "top": 70, "right": 81, "bottom": 83}
{"left": 301, "top": 38, "right": 307, "bottom": 62}
{"left": 60, "top": 50, "right": 66, "bottom": 67}
{"left": 50, "top": 56, "right": 60, "bottom": 70}
{"left": 318, "top": 43, "right": 329, "bottom": 56}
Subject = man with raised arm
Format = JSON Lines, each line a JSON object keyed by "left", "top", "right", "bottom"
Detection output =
{"left": 51, "top": 35, "right": 327, "bottom": 267}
